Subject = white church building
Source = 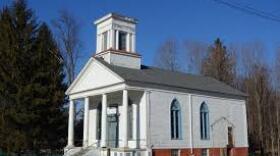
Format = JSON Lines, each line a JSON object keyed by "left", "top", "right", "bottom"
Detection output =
{"left": 64, "top": 13, "right": 248, "bottom": 156}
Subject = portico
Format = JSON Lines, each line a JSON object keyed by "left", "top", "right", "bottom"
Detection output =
{"left": 66, "top": 88, "right": 142, "bottom": 149}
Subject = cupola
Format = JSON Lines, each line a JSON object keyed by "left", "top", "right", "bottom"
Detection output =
{"left": 94, "top": 13, "right": 141, "bottom": 69}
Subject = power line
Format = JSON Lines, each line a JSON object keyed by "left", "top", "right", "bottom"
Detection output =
{"left": 213, "top": 0, "right": 280, "bottom": 23}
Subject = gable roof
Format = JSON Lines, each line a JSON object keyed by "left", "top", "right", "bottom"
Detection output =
{"left": 94, "top": 57, "right": 246, "bottom": 99}
{"left": 65, "top": 58, "right": 124, "bottom": 95}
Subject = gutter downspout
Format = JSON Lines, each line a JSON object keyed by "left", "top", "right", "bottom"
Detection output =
{"left": 188, "top": 94, "right": 194, "bottom": 155}
{"left": 145, "top": 91, "right": 152, "bottom": 156}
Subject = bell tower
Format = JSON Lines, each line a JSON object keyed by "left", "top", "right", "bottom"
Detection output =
{"left": 94, "top": 13, "right": 141, "bottom": 69}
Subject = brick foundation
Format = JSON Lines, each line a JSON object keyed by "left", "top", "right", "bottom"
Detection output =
{"left": 153, "top": 149, "right": 171, "bottom": 156}
{"left": 152, "top": 147, "right": 248, "bottom": 156}
{"left": 231, "top": 147, "right": 248, "bottom": 156}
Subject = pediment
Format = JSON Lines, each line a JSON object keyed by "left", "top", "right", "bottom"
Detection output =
{"left": 66, "top": 58, "right": 124, "bottom": 95}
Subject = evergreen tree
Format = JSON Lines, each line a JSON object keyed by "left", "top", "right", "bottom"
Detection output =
{"left": 201, "top": 38, "right": 236, "bottom": 86}
{"left": 0, "top": 0, "right": 66, "bottom": 153}
{"left": 31, "top": 23, "right": 67, "bottom": 151}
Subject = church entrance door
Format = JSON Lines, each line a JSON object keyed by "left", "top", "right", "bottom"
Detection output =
{"left": 227, "top": 126, "right": 234, "bottom": 156}
{"left": 107, "top": 114, "right": 119, "bottom": 148}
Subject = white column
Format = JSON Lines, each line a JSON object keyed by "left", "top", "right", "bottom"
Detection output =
{"left": 101, "top": 94, "right": 107, "bottom": 147}
{"left": 132, "top": 103, "right": 138, "bottom": 147}
{"left": 126, "top": 33, "right": 130, "bottom": 52}
{"left": 101, "top": 34, "right": 104, "bottom": 51}
{"left": 96, "top": 34, "right": 100, "bottom": 53}
{"left": 107, "top": 30, "right": 110, "bottom": 50}
{"left": 67, "top": 100, "right": 75, "bottom": 148}
{"left": 131, "top": 33, "right": 136, "bottom": 53}
{"left": 111, "top": 29, "right": 115, "bottom": 49}
{"left": 99, "top": 35, "right": 102, "bottom": 51}
{"left": 83, "top": 97, "right": 89, "bottom": 147}
{"left": 96, "top": 34, "right": 99, "bottom": 53}
{"left": 122, "top": 90, "right": 128, "bottom": 147}
{"left": 116, "top": 30, "right": 119, "bottom": 50}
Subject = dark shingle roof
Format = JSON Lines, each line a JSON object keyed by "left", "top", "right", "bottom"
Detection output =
{"left": 95, "top": 58, "right": 246, "bottom": 98}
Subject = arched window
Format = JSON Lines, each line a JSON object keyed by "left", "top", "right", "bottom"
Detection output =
{"left": 170, "top": 99, "right": 181, "bottom": 139}
{"left": 200, "top": 102, "right": 210, "bottom": 140}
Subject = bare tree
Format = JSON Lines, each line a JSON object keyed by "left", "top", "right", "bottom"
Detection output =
{"left": 184, "top": 40, "right": 208, "bottom": 74}
{"left": 154, "top": 39, "right": 181, "bottom": 71}
{"left": 52, "top": 10, "right": 83, "bottom": 146}
{"left": 239, "top": 41, "right": 276, "bottom": 155}
{"left": 274, "top": 47, "right": 280, "bottom": 90}
{"left": 239, "top": 41, "right": 266, "bottom": 76}
{"left": 273, "top": 48, "right": 280, "bottom": 156}
{"left": 52, "top": 10, "right": 82, "bottom": 85}
{"left": 250, "top": 64, "right": 271, "bottom": 155}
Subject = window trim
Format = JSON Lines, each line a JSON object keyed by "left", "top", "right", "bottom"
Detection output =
{"left": 200, "top": 102, "right": 210, "bottom": 140}
{"left": 170, "top": 99, "right": 182, "bottom": 140}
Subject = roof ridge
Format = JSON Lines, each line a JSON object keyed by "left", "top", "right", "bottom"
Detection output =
{"left": 95, "top": 56, "right": 204, "bottom": 78}
{"left": 94, "top": 56, "right": 246, "bottom": 98}
{"left": 142, "top": 65, "right": 207, "bottom": 78}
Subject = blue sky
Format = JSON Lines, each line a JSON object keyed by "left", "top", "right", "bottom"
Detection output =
{"left": 1, "top": 0, "right": 280, "bottom": 72}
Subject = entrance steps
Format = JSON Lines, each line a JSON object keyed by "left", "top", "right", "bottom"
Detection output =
{"left": 65, "top": 147, "right": 147, "bottom": 156}
{"left": 65, "top": 146, "right": 101, "bottom": 156}
{"left": 80, "top": 147, "right": 101, "bottom": 156}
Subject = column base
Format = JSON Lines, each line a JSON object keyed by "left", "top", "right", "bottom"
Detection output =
{"left": 100, "top": 142, "right": 107, "bottom": 148}
{"left": 65, "top": 144, "right": 75, "bottom": 150}
{"left": 64, "top": 146, "right": 82, "bottom": 156}
{"left": 83, "top": 140, "right": 88, "bottom": 148}
{"left": 118, "top": 147, "right": 130, "bottom": 150}
{"left": 105, "top": 148, "right": 147, "bottom": 156}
